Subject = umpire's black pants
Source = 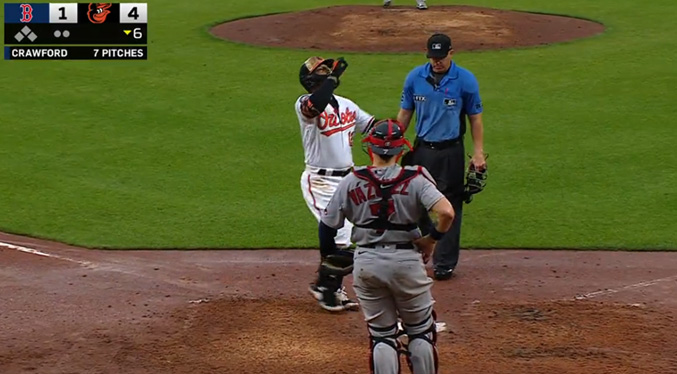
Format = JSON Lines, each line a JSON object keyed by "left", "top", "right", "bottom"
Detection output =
{"left": 406, "top": 139, "right": 465, "bottom": 271}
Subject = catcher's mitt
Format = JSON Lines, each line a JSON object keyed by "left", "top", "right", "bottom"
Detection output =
{"left": 463, "top": 155, "right": 488, "bottom": 204}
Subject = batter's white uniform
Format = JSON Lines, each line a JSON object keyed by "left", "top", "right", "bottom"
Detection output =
{"left": 296, "top": 94, "right": 375, "bottom": 247}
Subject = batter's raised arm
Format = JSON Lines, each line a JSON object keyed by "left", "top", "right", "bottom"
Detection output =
{"left": 299, "top": 58, "right": 349, "bottom": 118}
{"left": 299, "top": 79, "right": 337, "bottom": 118}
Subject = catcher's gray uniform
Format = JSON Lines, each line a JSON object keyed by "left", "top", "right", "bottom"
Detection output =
{"left": 321, "top": 164, "right": 444, "bottom": 374}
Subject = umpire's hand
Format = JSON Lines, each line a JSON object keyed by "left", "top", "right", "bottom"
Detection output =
{"left": 470, "top": 151, "right": 487, "bottom": 170}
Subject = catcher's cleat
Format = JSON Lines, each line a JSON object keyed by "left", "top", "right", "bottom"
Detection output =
{"left": 336, "top": 287, "right": 359, "bottom": 311}
{"left": 383, "top": 0, "right": 392, "bottom": 7}
{"left": 417, "top": 4, "right": 428, "bottom": 10}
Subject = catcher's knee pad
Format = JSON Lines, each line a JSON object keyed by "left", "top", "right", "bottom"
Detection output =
{"left": 368, "top": 323, "right": 407, "bottom": 374}
{"left": 403, "top": 311, "right": 439, "bottom": 374}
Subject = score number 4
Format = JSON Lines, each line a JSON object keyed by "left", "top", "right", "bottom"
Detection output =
{"left": 128, "top": 7, "right": 140, "bottom": 20}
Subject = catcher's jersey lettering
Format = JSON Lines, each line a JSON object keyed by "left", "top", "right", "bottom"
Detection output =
{"left": 347, "top": 181, "right": 410, "bottom": 206}
{"left": 296, "top": 94, "right": 374, "bottom": 169}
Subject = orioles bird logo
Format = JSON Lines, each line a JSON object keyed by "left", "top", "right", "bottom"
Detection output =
{"left": 87, "top": 3, "right": 112, "bottom": 24}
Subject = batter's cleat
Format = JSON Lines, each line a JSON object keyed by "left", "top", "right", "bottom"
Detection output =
{"left": 383, "top": 0, "right": 392, "bottom": 7}
{"left": 434, "top": 268, "right": 454, "bottom": 281}
{"left": 336, "top": 287, "right": 359, "bottom": 311}
{"left": 416, "top": 3, "right": 428, "bottom": 10}
{"left": 319, "top": 293, "right": 346, "bottom": 313}
{"left": 308, "top": 284, "right": 323, "bottom": 301}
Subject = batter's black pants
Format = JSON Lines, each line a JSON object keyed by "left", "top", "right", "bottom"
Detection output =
{"left": 405, "top": 138, "right": 465, "bottom": 271}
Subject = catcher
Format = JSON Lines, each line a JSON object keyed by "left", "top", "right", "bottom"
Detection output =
{"left": 316, "top": 119, "right": 455, "bottom": 373}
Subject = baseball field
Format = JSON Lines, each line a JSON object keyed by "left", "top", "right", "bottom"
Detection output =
{"left": 2, "top": 1, "right": 677, "bottom": 373}
{"left": 1, "top": 0, "right": 675, "bottom": 249}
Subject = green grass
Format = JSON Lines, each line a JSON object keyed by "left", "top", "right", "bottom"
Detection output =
{"left": 1, "top": 0, "right": 676, "bottom": 249}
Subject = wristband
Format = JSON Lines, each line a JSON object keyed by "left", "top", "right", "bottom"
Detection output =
{"left": 429, "top": 226, "right": 444, "bottom": 241}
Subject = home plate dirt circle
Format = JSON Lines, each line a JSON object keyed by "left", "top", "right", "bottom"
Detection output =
{"left": 3, "top": 229, "right": 677, "bottom": 374}
{"left": 210, "top": 5, "right": 605, "bottom": 52}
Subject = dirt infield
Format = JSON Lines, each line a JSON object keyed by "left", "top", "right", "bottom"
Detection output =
{"left": 210, "top": 5, "right": 605, "bottom": 52}
{"left": 1, "top": 231, "right": 677, "bottom": 374}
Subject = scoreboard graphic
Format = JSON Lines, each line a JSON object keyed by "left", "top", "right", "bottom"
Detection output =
{"left": 4, "top": 3, "right": 148, "bottom": 60}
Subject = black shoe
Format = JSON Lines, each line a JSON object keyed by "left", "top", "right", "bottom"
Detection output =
{"left": 434, "top": 268, "right": 454, "bottom": 280}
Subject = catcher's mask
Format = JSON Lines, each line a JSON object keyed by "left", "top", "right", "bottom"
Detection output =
{"left": 362, "top": 119, "right": 412, "bottom": 161}
{"left": 299, "top": 56, "right": 337, "bottom": 93}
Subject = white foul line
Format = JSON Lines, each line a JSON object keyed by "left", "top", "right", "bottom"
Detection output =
{"left": 0, "top": 241, "right": 93, "bottom": 267}
{"left": 574, "top": 274, "right": 677, "bottom": 300}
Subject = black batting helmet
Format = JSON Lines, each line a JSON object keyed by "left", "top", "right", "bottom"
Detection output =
{"left": 299, "top": 56, "right": 337, "bottom": 92}
{"left": 362, "top": 119, "right": 412, "bottom": 156}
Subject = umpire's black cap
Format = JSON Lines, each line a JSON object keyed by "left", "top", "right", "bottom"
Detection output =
{"left": 426, "top": 33, "right": 452, "bottom": 58}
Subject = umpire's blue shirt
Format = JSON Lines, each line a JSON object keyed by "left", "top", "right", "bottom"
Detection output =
{"left": 400, "top": 62, "right": 483, "bottom": 142}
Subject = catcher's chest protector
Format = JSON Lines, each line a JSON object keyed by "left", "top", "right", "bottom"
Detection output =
{"left": 352, "top": 167, "right": 421, "bottom": 231}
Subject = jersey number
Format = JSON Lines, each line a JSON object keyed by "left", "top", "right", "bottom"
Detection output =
{"left": 348, "top": 131, "right": 355, "bottom": 146}
{"left": 369, "top": 200, "right": 395, "bottom": 218}
{"left": 128, "top": 7, "right": 139, "bottom": 20}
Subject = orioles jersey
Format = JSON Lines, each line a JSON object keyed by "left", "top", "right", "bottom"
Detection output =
{"left": 295, "top": 94, "right": 375, "bottom": 170}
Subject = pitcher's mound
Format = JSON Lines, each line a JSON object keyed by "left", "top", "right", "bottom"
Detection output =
{"left": 210, "top": 5, "right": 605, "bottom": 52}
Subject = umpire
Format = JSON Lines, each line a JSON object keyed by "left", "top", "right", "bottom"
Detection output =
{"left": 397, "top": 33, "right": 487, "bottom": 280}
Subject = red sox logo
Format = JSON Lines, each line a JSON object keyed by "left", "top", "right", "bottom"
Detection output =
{"left": 20, "top": 4, "right": 33, "bottom": 23}
{"left": 319, "top": 108, "right": 357, "bottom": 137}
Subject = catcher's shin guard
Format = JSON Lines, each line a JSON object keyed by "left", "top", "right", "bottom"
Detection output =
{"left": 403, "top": 311, "right": 439, "bottom": 374}
{"left": 368, "top": 323, "right": 407, "bottom": 374}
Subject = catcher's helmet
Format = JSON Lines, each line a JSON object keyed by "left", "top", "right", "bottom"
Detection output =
{"left": 362, "top": 119, "right": 412, "bottom": 156}
{"left": 299, "top": 56, "right": 337, "bottom": 92}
